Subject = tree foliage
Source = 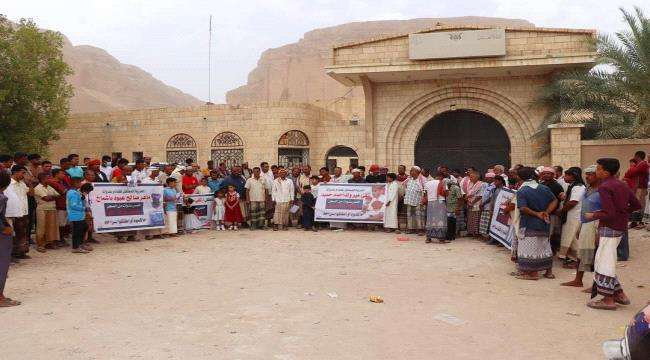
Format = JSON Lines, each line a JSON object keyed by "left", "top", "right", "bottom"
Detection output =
{"left": 0, "top": 15, "right": 73, "bottom": 155}
{"left": 536, "top": 6, "right": 650, "bottom": 147}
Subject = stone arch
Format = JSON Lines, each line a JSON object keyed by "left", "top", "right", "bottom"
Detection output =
{"left": 325, "top": 145, "right": 360, "bottom": 172}
{"left": 166, "top": 133, "right": 197, "bottom": 164}
{"left": 278, "top": 130, "right": 310, "bottom": 168}
{"left": 384, "top": 85, "right": 535, "bottom": 168}
{"left": 211, "top": 131, "right": 245, "bottom": 168}
{"left": 211, "top": 131, "right": 244, "bottom": 148}
{"left": 278, "top": 130, "right": 310, "bottom": 147}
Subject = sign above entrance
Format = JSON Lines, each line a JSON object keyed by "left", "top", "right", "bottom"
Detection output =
{"left": 409, "top": 29, "right": 506, "bottom": 60}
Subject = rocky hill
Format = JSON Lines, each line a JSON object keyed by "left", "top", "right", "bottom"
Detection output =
{"left": 226, "top": 17, "right": 533, "bottom": 108}
{"left": 61, "top": 36, "right": 202, "bottom": 113}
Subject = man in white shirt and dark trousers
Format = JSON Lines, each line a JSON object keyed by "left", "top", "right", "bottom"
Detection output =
{"left": 7, "top": 166, "right": 33, "bottom": 261}
{"left": 272, "top": 169, "right": 294, "bottom": 231}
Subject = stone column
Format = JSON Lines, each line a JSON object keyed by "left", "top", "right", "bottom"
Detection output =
{"left": 360, "top": 75, "right": 375, "bottom": 165}
{"left": 548, "top": 123, "right": 583, "bottom": 169}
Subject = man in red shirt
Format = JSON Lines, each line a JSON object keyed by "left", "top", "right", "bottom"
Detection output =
{"left": 182, "top": 168, "right": 199, "bottom": 195}
{"left": 624, "top": 151, "right": 649, "bottom": 229}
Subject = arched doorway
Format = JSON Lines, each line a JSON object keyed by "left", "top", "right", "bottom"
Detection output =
{"left": 414, "top": 110, "right": 510, "bottom": 172}
{"left": 278, "top": 130, "right": 309, "bottom": 168}
{"left": 166, "top": 133, "right": 197, "bottom": 164}
{"left": 325, "top": 146, "right": 358, "bottom": 172}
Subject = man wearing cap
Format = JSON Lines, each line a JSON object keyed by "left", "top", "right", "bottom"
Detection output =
{"left": 87, "top": 159, "right": 109, "bottom": 182}
{"left": 493, "top": 165, "right": 508, "bottom": 185}
{"left": 365, "top": 164, "right": 386, "bottom": 183}
{"left": 348, "top": 168, "right": 366, "bottom": 184}
{"left": 540, "top": 166, "right": 565, "bottom": 253}
{"left": 142, "top": 167, "right": 161, "bottom": 184}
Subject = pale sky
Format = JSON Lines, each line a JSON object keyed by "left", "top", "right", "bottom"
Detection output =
{"left": 3, "top": 0, "right": 644, "bottom": 103}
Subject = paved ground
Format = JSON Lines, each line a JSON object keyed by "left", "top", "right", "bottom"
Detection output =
{"left": 1, "top": 228, "right": 649, "bottom": 360}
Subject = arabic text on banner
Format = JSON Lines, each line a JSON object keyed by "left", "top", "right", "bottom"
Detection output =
{"left": 315, "top": 183, "right": 386, "bottom": 223}
{"left": 89, "top": 183, "right": 165, "bottom": 233}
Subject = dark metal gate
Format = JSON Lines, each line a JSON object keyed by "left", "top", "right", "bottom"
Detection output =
{"left": 414, "top": 110, "right": 510, "bottom": 173}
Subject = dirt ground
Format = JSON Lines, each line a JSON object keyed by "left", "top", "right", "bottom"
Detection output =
{"left": 1, "top": 227, "right": 648, "bottom": 360}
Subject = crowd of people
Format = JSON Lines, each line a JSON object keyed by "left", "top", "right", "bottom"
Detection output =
{"left": 0, "top": 150, "right": 647, "bottom": 311}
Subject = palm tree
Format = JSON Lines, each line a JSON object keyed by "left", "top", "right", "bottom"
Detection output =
{"left": 536, "top": 6, "right": 650, "bottom": 145}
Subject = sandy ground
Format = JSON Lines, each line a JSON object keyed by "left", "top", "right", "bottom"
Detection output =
{"left": 1, "top": 227, "right": 649, "bottom": 360}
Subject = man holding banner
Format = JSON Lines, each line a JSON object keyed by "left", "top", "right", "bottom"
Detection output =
{"left": 314, "top": 181, "right": 386, "bottom": 225}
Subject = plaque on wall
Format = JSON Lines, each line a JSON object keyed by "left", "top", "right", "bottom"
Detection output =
{"left": 409, "top": 29, "right": 506, "bottom": 60}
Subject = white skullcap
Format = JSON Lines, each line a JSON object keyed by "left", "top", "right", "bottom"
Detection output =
{"left": 584, "top": 165, "right": 597, "bottom": 173}
{"left": 351, "top": 168, "right": 361, "bottom": 173}
{"left": 411, "top": 166, "right": 421, "bottom": 172}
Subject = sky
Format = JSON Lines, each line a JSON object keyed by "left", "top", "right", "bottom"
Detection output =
{"left": 3, "top": 0, "right": 644, "bottom": 103}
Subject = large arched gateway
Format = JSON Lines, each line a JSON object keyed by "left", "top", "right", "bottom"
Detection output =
{"left": 415, "top": 110, "right": 510, "bottom": 172}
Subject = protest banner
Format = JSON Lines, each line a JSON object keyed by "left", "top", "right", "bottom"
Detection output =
{"left": 315, "top": 183, "right": 386, "bottom": 223}
{"left": 89, "top": 183, "right": 165, "bottom": 233}
{"left": 489, "top": 187, "right": 516, "bottom": 249}
{"left": 184, "top": 194, "right": 214, "bottom": 230}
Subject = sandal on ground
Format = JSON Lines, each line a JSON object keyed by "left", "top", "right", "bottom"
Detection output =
{"left": 543, "top": 273, "right": 556, "bottom": 279}
{"left": 515, "top": 274, "right": 539, "bottom": 281}
{"left": 0, "top": 298, "right": 21, "bottom": 307}
{"left": 614, "top": 297, "right": 631, "bottom": 305}
{"left": 509, "top": 271, "right": 521, "bottom": 277}
{"left": 587, "top": 299, "right": 617, "bottom": 310}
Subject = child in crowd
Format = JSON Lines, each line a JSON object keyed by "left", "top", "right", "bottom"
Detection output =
{"left": 212, "top": 190, "right": 226, "bottom": 230}
{"left": 301, "top": 185, "right": 317, "bottom": 231}
{"left": 224, "top": 185, "right": 243, "bottom": 230}
{"left": 163, "top": 178, "right": 179, "bottom": 237}
{"left": 67, "top": 180, "right": 94, "bottom": 254}
{"left": 194, "top": 177, "right": 212, "bottom": 195}
{"left": 182, "top": 197, "right": 196, "bottom": 234}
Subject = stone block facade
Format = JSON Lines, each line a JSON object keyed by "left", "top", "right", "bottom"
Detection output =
{"left": 48, "top": 102, "right": 370, "bottom": 169}
{"left": 48, "top": 24, "right": 597, "bottom": 172}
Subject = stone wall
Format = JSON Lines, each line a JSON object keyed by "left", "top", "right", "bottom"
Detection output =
{"left": 48, "top": 102, "right": 370, "bottom": 168}
{"left": 372, "top": 76, "right": 551, "bottom": 169}
{"left": 333, "top": 27, "right": 595, "bottom": 67}
{"left": 581, "top": 139, "right": 650, "bottom": 169}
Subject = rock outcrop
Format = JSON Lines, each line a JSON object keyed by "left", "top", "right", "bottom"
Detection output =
{"left": 226, "top": 17, "right": 533, "bottom": 107}
{"left": 61, "top": 36, "right": 202, "bottom": 113}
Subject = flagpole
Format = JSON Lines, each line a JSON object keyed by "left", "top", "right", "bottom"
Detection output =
{"left": 208, "top": 14, "right": 212, "bottom": 104}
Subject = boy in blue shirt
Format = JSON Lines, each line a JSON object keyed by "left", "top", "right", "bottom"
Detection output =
{"left": 163, "top": 178, "right": 179, "bottom": 236}
{"left": 67, "top": 179, "right": 93, "bottom": 253}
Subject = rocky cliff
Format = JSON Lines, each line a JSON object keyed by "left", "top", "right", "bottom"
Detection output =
{"left": 62, "top": 36, "right": 202, "bottom": 113}
{"left": 226, "top": 17, "right": 533, "bottom": 108}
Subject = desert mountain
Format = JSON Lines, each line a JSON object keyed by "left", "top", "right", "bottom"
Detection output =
{"left": 226, "top": 17, "right": 533, "bottom": 108}
{"left": 61, "top": 36, "right": 202, "bottom": 113}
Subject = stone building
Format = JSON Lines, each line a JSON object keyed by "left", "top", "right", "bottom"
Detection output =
{"left": 48, "top": 24, "right": 596, "bottom": 171}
